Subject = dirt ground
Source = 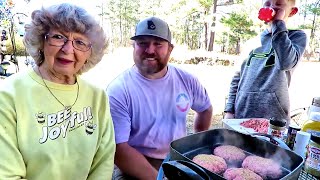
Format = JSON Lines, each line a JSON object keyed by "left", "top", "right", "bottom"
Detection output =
{"left": 186, "top": 110, "right": 223, "bottom": 135}
{"left": 4, "top": 50, "right": 320, "bottom": 132}
{"left": 81, "top": 49, "right": 320, "bottom": 133}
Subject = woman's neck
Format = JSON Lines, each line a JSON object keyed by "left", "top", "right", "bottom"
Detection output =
{"left": 35, "top": 66, "right": 76, "bottom": 85}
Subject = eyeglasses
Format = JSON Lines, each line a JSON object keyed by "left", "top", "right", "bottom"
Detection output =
{"left": 45, "top": 33, "right": 92, "bottom": 52}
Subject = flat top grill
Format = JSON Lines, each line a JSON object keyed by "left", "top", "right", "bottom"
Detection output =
{"left": 158, "top": 154, "right": 319, "bottom": 180}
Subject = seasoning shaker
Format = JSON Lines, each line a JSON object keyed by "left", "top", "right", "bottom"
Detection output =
{"left": 268, "top": 117, "right": 286, "bottom": 144}
{"left": 286, "top": 124, "right": 301, "bottom": 150}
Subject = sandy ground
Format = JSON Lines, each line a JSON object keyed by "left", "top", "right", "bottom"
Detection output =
{"left": 81, "top": 48, "right": 320, "bottom": 131}
{"left": 2, "top": 49, "right": 320, "bottom": 130}
{"left": 81, "top": 48, "right": 320, "bottom": 114}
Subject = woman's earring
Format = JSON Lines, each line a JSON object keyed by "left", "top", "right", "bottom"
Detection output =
{"left": 85, "top": 60, "right": 88, "bottom": 64}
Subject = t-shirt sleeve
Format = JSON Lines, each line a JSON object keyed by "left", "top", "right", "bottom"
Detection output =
{"left": 87, "top": 93, "right": 116, "bottom": 180}
{"left": 0, "top": 88, "right": 27, "bottom": 179}
{"left": 106, "top": 82, "right": 131, "bottom": 144}
{"left": 190, "top": 76, "right": 212, "bottom": 113}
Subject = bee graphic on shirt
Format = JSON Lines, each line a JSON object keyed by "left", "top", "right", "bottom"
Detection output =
{"left": 36, "top": 112, "right": 46, "bottom": 124}
{"left": 85, "top": 122, "right": 97, "bottom": 135}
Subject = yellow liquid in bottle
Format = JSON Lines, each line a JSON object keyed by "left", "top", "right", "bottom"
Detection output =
{"left": 302, "top": 112, "right": 320, "bottom": 133}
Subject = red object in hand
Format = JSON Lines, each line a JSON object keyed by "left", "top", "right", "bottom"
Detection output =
{"left": 258, "top": 7, "right": 275, "bottom": 23}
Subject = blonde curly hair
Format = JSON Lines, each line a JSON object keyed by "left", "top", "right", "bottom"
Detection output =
{"left": 23, "top": 3, "right": 108, "bottom": 74}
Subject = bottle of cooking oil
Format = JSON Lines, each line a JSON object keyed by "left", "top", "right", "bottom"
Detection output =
{"left": 302, "top": 97, "right": 320, "bottom": 134}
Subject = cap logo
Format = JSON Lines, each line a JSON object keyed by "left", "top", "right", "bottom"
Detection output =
{"left": 147, "top": 20, "right": 156, "bottom": 30}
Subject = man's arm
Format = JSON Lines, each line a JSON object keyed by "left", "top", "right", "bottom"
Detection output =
{"left": 115, "top": 142, "right": 158, "bottom": 180}
{"left": 194, "top": 105, "right": 213, "bottom": 132}
{"left": 107, "top": 82, "right": 157, "bottom": 179}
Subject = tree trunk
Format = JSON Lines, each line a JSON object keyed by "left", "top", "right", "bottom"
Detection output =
{"left": 309, "top": 0, "right": 320, "bottom": 48}
{"left": 310, "top": 13, "right": 317, "bottom": 48}
{"left": 208, "top": 0, "right": 218, "bottom": 51}
{"left": 204, "top": 21, "right": 208, "bottom": 50}
{"left": 203, "top": 8, "right": 210, "bottom": 49}
{"left": 119, "top": 1, "right": 123, "bottom": 45}
{"left": 236, "top": 38, "right": 241, "bottom": 55}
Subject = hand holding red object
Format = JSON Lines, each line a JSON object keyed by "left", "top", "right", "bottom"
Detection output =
{"left": 258, "top": 7, "right": 275, "bottom": 23}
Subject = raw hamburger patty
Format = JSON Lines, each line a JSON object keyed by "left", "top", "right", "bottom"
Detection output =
{"left": 240, "top": 118, "right": 269, "bottom": 134}
{"left": 242, "top": 155, "right": 282, "bottom": 179}
{"left": 213, "top": 145, "right": 246, "bottom": 163}
{"left": 192, "top": 154, "right": 227, "bottom": 174}
{"left": 223, "top": 168, "right": 263, "bottom": 180}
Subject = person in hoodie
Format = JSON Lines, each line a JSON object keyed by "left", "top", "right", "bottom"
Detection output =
{"left": 224, "top": 0, "right": 306, "bottom": 125}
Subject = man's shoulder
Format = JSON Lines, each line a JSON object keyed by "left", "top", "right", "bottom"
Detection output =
{"left": 106, "top": 68, "right": 133, "bottom": 93}
{"left": 168, "top": 64, "right": 197, "bottom": 79}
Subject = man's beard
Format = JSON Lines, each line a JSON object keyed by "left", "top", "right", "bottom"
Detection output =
{"left": 144, "top": 59, "right": 166, "bottom": 74}
{"left": 136, "top": 54, "right": 169, "bottom": 75}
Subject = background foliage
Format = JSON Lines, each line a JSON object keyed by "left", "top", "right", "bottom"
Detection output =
{"left": 0, "top": 0, "right": 319, "bottom": 57}
{"left": 100, "top": 0, "right": 320, "bottom": 57}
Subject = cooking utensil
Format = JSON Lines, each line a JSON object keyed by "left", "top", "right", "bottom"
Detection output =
{"left": 251, "top": 132, "right": 291, "bottom": 150}
{"left": 162, "top": 160, "right": 210, "bottom": 180}
{"left": 159, "top": 128, "right": 304, "bottom": 180}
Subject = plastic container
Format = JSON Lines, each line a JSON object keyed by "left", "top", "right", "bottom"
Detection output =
{"left": 305, "top": 133, "right": 320, "bottom": 177}
{"left": 301, "top": 97, "right": 320, "bottom": 136}
{"left": 293, "top": 131, "right": 311, "bottom": 158}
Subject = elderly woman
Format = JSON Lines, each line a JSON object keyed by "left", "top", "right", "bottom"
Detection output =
{"left": 0, "top": 3, "right": 115, "bottom": 180}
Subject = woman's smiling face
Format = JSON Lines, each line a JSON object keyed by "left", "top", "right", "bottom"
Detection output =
{"left": 42, "top": 29, "right": 92, "bottom": 77}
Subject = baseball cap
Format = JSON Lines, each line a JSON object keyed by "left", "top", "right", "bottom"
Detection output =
{"left": 131, "top": 17, "right": 171, "bottom": 43}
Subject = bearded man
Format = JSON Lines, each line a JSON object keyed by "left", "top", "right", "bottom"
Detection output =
{"left": 107, "top": 16, "right": 213, "bottom": 180}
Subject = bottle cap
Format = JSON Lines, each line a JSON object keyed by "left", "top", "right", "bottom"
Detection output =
{"left": 289, "top": 124, "right": 301, "bottom": 131}
{"left": 269, "top": 118, "right": 286, "bottom": 127}
{"left": 310, "top": 133, "right": 320, "bottom": 144}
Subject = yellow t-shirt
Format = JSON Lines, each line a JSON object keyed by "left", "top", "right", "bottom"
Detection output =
{"left": 0, "top": 69, "right": 115, "bottom": 180}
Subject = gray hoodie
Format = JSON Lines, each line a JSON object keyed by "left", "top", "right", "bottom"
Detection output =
{"left": 225, "top": 20, "right": 307, "bottom": 123}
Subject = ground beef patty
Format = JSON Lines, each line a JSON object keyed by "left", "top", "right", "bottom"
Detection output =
{"left": 192, "top": 154, "right": 227, "bottom": 174}
{"left": 223, "top": 168, "right": 263, "bottom": 180}
{"left": 213, "top": 145, "right": 246, "bottom": 164}
{"left": 242, "top": 155, "right": 282, "bottom": 179}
